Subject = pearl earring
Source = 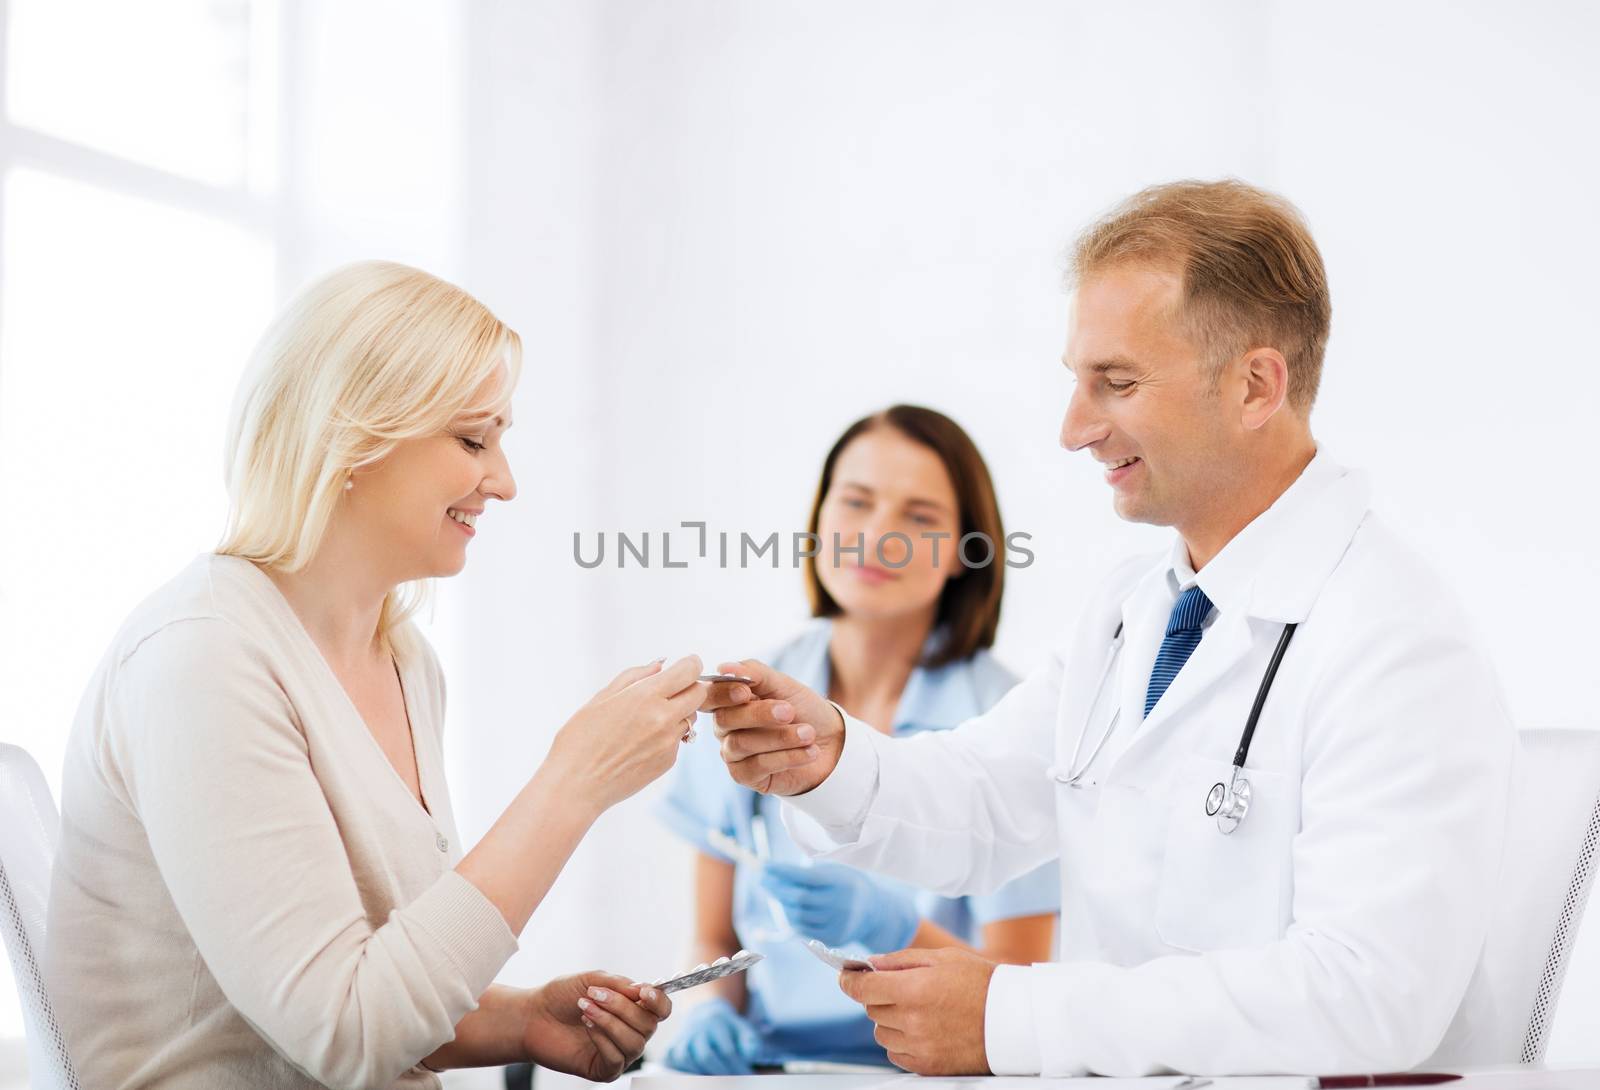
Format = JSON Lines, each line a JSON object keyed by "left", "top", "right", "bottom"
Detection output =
{"left": 344, "top": 473, "right": 353, "bottom": 491}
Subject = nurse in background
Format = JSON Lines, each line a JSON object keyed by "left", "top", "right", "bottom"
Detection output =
{"left": 657, "top": 404, "right": 1059, "bottom": 1074}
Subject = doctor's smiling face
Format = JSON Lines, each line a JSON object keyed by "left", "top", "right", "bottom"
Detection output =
{"left": 1056, "top": 180, "right": 1326, "bottom": 568}
{"left": 1061, "top": 263, "right": 1229, "bottom": 526}
{"left": 1059, "top": 261, "right": 1304, "bottom": 562}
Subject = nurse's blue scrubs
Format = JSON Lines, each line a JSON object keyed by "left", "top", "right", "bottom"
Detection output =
{"left": 656, "top": 621, "right": 1061, "bottom": 1068}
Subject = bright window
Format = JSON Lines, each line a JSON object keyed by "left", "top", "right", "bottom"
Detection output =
{"left": 5, "top": 0, "right": 255, "bottom": 185}
{"left": 0, "top": 0, "right": 280, "bottom": 1048}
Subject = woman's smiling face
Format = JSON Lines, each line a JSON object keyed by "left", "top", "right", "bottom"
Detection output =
{"left": 814, "top": 426, "right": 962, "bottom": 623}
{"left": 345, "top": 362, "right": 517, "bottom": 580}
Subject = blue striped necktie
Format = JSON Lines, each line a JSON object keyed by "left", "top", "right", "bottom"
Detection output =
{"left": 1144, "top": 585, "right": 1215, "bottom": 717}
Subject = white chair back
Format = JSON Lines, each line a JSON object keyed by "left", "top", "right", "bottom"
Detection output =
{"left": 1430, "top": 728, "right": 1600, "bottom": 1065}
{"left": 0, "top": 743, "right": 80, "bottom": 1089}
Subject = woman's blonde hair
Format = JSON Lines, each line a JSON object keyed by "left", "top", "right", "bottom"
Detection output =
{"left": 216, "top": 260, "right": 522, "bottom": 653}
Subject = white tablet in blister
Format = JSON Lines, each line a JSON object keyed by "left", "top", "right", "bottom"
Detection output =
{"left": 804, "top": 939, "right": 876, "bottom": 973}
{"left": 651, "top": 949, "right": 764, "bottom": 994}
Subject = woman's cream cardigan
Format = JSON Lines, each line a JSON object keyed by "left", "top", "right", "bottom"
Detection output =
{"left": 46, "top": 552, "right": 519, "bottom": 1089}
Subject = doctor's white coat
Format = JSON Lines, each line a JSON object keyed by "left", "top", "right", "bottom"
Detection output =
{"left": 783, "top": 457, "right": 1516, "bottom": 1076}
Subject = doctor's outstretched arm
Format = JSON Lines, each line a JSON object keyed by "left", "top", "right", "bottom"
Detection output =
{"left": 702, "top": 651, "right": 1067, "bottom": 896}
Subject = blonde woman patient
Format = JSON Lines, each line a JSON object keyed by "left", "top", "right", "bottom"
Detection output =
{"left": 45, "top": 261, "right": 702, "bottom": 1089}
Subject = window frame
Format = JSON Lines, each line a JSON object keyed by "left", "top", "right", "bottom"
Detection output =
{"left": 0, "top": 0, "right": 298, "bottom": 1060}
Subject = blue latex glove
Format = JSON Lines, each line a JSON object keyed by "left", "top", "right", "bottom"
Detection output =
{"left": 759, "top": 861, "right": 920, "bottom": 952}
{"left": 662, "top": 997, "right": 763, "bottom": 1075}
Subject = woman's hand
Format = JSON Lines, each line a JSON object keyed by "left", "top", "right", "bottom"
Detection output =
{"left": 522, "top": 972, "right": 673, "bottom": 1082}
{"left": 547, "top": 655, "right": 707, "bottom": 816}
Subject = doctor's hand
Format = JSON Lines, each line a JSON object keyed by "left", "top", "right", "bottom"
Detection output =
{"left": 546, "top": 655, "right": 707, "bottom": 815}
{"left": 662, "top": 997, "right": 764, "bottom": 1075}
{"left": 839, "top": 947, "right": 996, "bottom": 1076}
{"left": 759, "top": 862, "right": 920, "bottom": 952}
{"left": 701, "top": 658, "right": 845, "bottom": 795}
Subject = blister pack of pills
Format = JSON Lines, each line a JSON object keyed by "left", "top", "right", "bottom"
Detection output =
{"left": 650, "top": 949, "right": 765, "bottom": 994}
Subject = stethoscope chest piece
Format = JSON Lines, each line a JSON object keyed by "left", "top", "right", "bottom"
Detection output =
{"left": 1066, "top": 612, "right": 1297, "bottom": 834}
{"left": 1205, "top": 767, "right": 1251, "bottom": 834}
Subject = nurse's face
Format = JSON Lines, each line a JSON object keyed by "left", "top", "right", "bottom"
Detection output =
{"left": 1058, "top": 263, "right": 1242, "bottom": 533}
{"left": 346, "top": 362, "right": 518, "bottom": 580}
{"left": 815, "top": 428, "right": 961, "bottom": 624}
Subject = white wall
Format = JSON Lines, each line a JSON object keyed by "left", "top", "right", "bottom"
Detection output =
{"left": 449, "top": 0, "right": 1600, "bottom": 1059}
{"left": 443, "top": 0, "right": 620, "bottom": 1008}
{"left": 281, "top": 0, "right": 465, "bottom": 284}
{"left": 1266, "top": 0, "right": 1600, "bottom": 738}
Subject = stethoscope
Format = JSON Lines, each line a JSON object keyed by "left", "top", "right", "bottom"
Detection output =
{"left": 1052, "top": 614, "right": 1299, "bottom": 835}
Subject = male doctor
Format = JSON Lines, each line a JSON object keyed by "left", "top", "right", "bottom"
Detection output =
{"left": 701, "top": 179, "right": 1515, "bottom": 1077}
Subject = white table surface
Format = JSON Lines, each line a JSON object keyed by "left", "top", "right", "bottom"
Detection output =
{"left": 633, "top": 1065, "right": 1600, "bottom": 1090}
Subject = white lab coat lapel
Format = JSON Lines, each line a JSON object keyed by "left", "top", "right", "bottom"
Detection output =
{"left": 1054, "top": 579, "right": 1135, "bottom": 785}
{"left": 1052, "top": 579, "right": 1136, "bottom": 958}
{"left": 1246, "top": 469, "right": 1373, "bottom": 623}
{"left": 1130, "top": 610, "right": 1253, "bottom": 742}
{"left": 1100, "top": 466, "right": 1374, "bottom": 788}
{"left": 1110, "top": 573, "right": 1174, "bottom": 762}
{"left": 1070, "top": 567, "right": 1177, "bottom": 963}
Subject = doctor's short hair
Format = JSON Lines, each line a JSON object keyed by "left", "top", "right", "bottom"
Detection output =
{"left": 803, "top": 405, "right": 1005, "bottom": 670}
{"left": 216, "top": 260, "right": 521, "bottom": 652}
{"left": 1069, "top": 178, "right": 1331, "bottom": 413}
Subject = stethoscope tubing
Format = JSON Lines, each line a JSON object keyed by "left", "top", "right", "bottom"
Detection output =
{"left": 1055, "top": 622, "right": 1125, "bottom": 787}
{"left": 1060, "top": 607, "right": 1299, "bottom": 835}
{"left": 1233, "top": 622, "right": 1298, "bottom": 769}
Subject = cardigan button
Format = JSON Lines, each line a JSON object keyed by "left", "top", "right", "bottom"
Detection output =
{"left": 436, "top": 834, "right": 449, "bottom": 853}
